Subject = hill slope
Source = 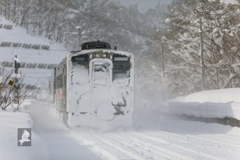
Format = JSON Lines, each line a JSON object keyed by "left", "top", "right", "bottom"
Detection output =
{"left": 0, "top": 16, "right": 69, "bottom": 88}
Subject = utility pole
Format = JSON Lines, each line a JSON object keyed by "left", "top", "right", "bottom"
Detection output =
{"left": 161, "top": 41, "right": 164, "bottom": 83}
{"left": 53, "top": 68, "right": 56, "bottom": 103}
{"left": 200, "top": 17, "right": 205, "bottom": 90}
{"left": 0, "top": 67, "right": 3, "bottom": 105}
{"left": 76, "top": 26, "right": 81, "bottom": 50}
{"left": 49, "top": 75, "right": 51, "bottom": 101}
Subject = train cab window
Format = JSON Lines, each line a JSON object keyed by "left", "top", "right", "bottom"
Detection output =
{"left": 113, "top": 55, "right": 130, "bottom": 71}
{"left": 113, "top": 54, "right": 130, "bottom": 81}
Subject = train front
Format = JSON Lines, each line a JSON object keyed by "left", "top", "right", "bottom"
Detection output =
{"left": 66, "top": 44, "right": 134, "bottom": 129}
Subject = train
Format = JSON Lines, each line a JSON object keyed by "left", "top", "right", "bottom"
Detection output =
{"left": 54, "top": 41, "right": 135, "bottom": 128}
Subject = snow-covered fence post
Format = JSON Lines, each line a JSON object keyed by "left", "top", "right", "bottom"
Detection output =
{"left": 199, "top": 17, "right": 205, "bottom": 91}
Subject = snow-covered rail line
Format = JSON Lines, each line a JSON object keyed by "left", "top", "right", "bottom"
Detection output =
{"left": 70, "top": 129, "right": 240, "bottom": 160}
{"left": 188, "top": 134, "right": 240, "bottom": 149}
{"left": 93, "top": 134, "right": 146, "bottom": 160}
{"left": 110, "top": 133, "right": 178, "bottom": 160}
{"left": 131, "top": 132, "right": 226, "bottom": 160}
{"left": 216, "top": 133, "right": 240, "bottom": 141}
{"left": 69, "top": 131, "right": 118, "bottom": 160}
{"left": 113, "top": 133, "right": 193, "bottom": 160}
{"left": 147, "top": 131, "right": 240, "bottom": 159}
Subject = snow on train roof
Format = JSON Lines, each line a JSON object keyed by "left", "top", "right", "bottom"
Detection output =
{"left": 69, "top": 49, "right": 134, "bottom": 58}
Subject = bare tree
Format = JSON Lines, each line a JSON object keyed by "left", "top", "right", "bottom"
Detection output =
{"left": 0, "top": 71, "right": 38, "bottom": 111}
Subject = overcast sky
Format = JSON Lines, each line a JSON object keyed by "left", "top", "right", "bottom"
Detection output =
{"left": 112, "top": 0, "right": 172, "bottom": 13}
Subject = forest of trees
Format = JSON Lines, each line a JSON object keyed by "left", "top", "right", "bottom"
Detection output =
{"left": 1, "top": 0, "right": 240, "bottom": 98}
{"left": 0, "top": 0, "right": 163, "bottom": 51}
{"left": 163, "top": 0, "right": 240, "bottom": 96}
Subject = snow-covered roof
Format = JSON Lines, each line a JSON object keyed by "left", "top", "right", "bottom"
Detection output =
{"left": 69, "top": 49, "right": 134, "bottom": 58}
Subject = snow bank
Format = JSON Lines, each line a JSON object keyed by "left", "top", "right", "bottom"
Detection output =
{"left": 169, "top": 88, "right": 240, "bottom": 120}
{"left": 169, "top": 101, "right": 240, "bottom": 120}
{"left": 0, "top": 102, "right": 34, "bottom": 160}
{"left": 209, "top": 0, "right": 238, "bottom": 4}
{"left": 220, "top": 0, "right": 238, "bottom": 4}
{"left": 0, "top": 110, "right": 33, "bottom": 128}
{"left": 208, "top": 0, "right": 238, "bottom": 4}
{"left": 0, "top": 98, "right": 35, "bottom": 129}
{"left": 175, "top": 88, "right": 240, "bottom": 103}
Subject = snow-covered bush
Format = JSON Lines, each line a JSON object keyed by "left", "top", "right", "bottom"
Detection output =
{"left": 0, "top": 68, "right": 36, "bottom": 111}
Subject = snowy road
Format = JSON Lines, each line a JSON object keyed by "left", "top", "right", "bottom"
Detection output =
{"left": 28, "top": 102, "right": 100, "bottom": 160}
{"left": 27, "top": 101, "right": 240, "bottom": 160}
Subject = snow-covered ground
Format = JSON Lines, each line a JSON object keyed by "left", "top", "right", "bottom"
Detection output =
{"left": 0, "top": 100, "right": 100, "bottom": 160}
{"left": 1, "top": 100, "right": 240, "bottom": 160}
{"left": 169, "top": 88, "right": 240, "bottom": 121}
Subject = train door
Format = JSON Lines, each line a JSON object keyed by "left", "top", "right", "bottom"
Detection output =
{"left": 89, "top": 59, "right": 115, "bottom": 121}
{"left": 90, "top": 59, "right": 112, "bottom": 90}
{"left": 93, "top": 63, "right": 108, "bottom": 87}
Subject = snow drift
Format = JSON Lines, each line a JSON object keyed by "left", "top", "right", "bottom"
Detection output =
{"left": 169, "top": 88, "right": 240, "bottom": 121}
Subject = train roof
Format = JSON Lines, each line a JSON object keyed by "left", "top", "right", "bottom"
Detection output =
{"left": 70, "top": 49, "right": 134, "bottom": 58}
{"left": 81, "top": 41, "right": 111, "bottom": 50}
{"left": 69, "top": 41, "right": 134, "bottom": 58}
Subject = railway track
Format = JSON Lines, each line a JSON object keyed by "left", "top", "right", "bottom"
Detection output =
{"left": 69, "top": 128, "right": 240, "bottom": 160}
{"left": 44, "top": 102, "right": 240, "bottom": 160}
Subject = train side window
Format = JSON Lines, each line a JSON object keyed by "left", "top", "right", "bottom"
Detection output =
{"left": 57, "top": 78, "right": 59, "bottom": 88}
{"left": 56, "top": 74, "right": 63, "bottom": 89}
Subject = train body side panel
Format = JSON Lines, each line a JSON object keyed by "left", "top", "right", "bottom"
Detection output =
{"left": 55, "top": 58, "right": 67, "bottom": 112}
